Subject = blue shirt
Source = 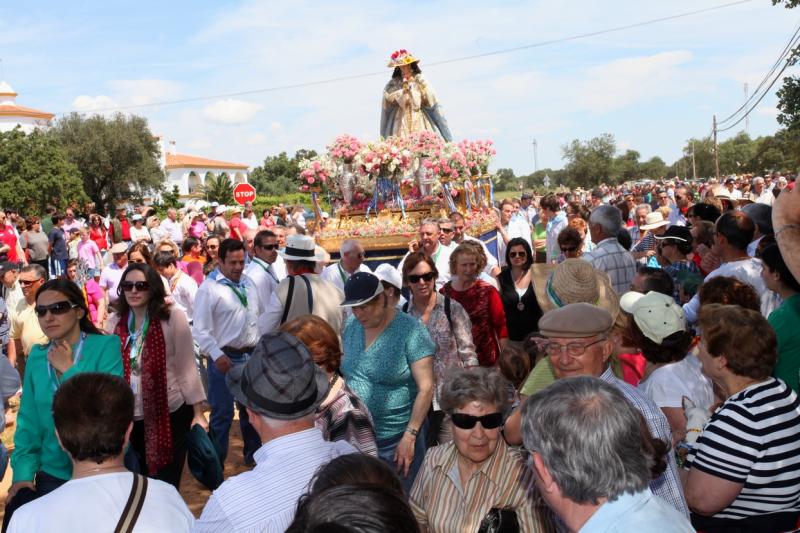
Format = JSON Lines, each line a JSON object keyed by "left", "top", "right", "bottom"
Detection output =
{"left": 194, "top": 428, "right": 355, "bottom": 532}
{"left": 579, "top": 488, "right": 694, "bottom": 532}
{"left": 341, "top": 312, "right": 434, "bottom": 440}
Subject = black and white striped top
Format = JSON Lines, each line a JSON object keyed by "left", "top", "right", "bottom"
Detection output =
{"left": 685, "top": 377, "right": 800, "bottom": 520}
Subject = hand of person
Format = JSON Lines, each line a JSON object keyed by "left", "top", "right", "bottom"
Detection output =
{"left": 701, "top": 250, "right": 721, "bottom": 273}
{"left": 192, "top": 411, "right": 209, "bottom": 432}
{"left": 393, "top": 433, "right": 416, "bottom": 478}
{"left": 215, "top": 355, "right": 233, "bottom": 374}
{"left": 47, "top": 340, "right": 74, "bottom": 375}
{"left": 645, "top": 250, "right": 657, "bottom": 258}
{"left": 7, "top": 481, "right": 35, "bottom": 503}
{"left": 408, "top": 240, "right": 419, "bottom": 253}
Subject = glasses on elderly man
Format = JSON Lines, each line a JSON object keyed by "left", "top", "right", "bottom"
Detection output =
{"left": 544, "top": 338, "right": 606, "bottom": 357}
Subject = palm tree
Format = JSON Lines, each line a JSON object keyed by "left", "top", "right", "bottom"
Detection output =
{"left": 196, "top": 173, "right": 234, "bottom": 204}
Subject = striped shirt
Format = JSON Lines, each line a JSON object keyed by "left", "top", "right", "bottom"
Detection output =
{"left": 600, "top": 368, "right": 690, "bottom": 517}
{"left": 685, "top": 378, "right": 800, "bottom": 520}
{"left": 582, "top": 237, "right": 637, "bottom": 294}
{"left": 315, "top": 380, "right": 378, "bottom": 456}
{"left": 409, "top": 440, "right": 557, "bottom": 532}
{"left": 194, "top": 428, "right": 355, "bottom": 532}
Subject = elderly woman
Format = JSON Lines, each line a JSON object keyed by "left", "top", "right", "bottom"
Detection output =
{"left": 402, "top": 252, "right": 478, "bottom": 446}
{"left": 684, "top": 304, "right": 800, "bottom": 531}
{"left": 341, "top": 272, "right": 434, "bottom": 492}
{"left": 442, "top": 242, "right": 507, "bottom": 367}
{"left": 280, "top": 314, "right": 377, "bottom": 455}
{"left": 410, "top": 367, "right": 553, "bottom": 532}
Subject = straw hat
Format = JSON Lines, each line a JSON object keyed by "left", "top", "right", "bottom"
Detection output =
{"left": 639, "top": 212, "right": 669, "bottom": 231}
{"left": 387, "top": 49, "right": 420, "bottom": 68}
{"left": 534, "top": 259, "right": 620, "bottom": 320}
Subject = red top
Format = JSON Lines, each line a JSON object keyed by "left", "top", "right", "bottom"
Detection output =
{"left": 441, "top": 280, "right": 508, "bottom": 367}
{"left": 229, "top": 217, "right": 246, "bottom": 240}
{"left": 89, "top": 226, "right": 107, "bottom": 251}
{"left": 120, "top": 219, "right": 131, "bottom": 241}
{"left": 0, "top": 225, "right": 18, "bottom": 262}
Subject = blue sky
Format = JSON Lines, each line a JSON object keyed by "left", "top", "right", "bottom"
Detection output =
{"left": 1, "top": 0, "right": 797, "bottom": 174}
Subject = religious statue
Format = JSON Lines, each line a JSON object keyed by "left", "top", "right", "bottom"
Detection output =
{"left": 379, "top": 49, "right": 452, "bottom": 142}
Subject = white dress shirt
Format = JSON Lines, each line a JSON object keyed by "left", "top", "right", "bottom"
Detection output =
{"left": 245, "top": 258, "right": 279, "bottom": 305}
{"left": 271, "top": 255, "right": 287, "bottom": 281}
{"left": 160, "top": 217, "right": 184, "bottom": 244}
{"left": 168, "top": 270, "right": 198, "bottom": 321}
{"left": 397, "top": 243, "right": 453, "bottom": 290}
{"left": 320, "top": 262, "right": 372, "bottom": 292}
{"left": 193, "top": 272, "right": 266, "bottom": 361}
{"left": 498, "top": 218, "right": 532, "bottom": 267}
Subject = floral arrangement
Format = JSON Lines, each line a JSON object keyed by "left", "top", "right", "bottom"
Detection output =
{"left": 353, "top": 138, "right": 413, "bottom": 178}
{"left": 327, "top": 134, "right": 362, "bottom": 165}
{"left": 298, "top": 155, "right": 335, "bottom": 192}
{"left": 407, "top": 131, "right": 444, "bottom": 158}
{"left": 458, "top": 139, "right": 496, "bottom": 177}
{"left": 423, "top": 143, "right": 470, "bottom": 183}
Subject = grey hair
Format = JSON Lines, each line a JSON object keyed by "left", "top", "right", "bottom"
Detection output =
{"left": 635, "top": 203, "right": 652, "bottom": 215}
{"left": 339, "top": 239, "right": 361, "bottom": 255}
{"left": 21, "top": 263, "right": 47, "bottom": 280}
{"left": 439, "top": 367, "right": 512, "bottom": 418}
{"left": 420, "top": 218, "right": 440, "bottom": 231}
{"left": 588, "top": 205, "right": 623, "bottom": 236}
{"left": 521, "top": 376, "right": 654, "bottom": 504}
{"left": 439, "top": 217, "right": 453, "bottom": 226}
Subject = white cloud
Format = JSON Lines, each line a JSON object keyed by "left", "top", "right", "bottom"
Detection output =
{"left": 107, "top": 79, "right": 182, "bottom": 106}
{"left": 202, "top": 98, "right": 263, "bottom": 125}
{"left": 71, "top": 95, "right": 118, "bottom": 113}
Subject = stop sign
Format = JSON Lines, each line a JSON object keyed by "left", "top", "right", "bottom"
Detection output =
{"left": 233, "top": 183, "right": 257, "bottom": 205}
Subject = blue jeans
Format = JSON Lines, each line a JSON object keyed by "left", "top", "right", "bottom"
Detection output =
{"left": 207, "top": 352, "right": 262, "bottom": 465}
{"left": 376, "top": 421, "right": 429, "bottom": 494}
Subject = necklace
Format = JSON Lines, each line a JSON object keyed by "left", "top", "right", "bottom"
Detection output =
{"left": 72, "top": 463, "right": 127, "bottom": 479}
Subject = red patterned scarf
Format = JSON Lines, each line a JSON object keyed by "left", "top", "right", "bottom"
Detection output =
{"left": 115, "top": 312, "right": 172, "bottom": 474}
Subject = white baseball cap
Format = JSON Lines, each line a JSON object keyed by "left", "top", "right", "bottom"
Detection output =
{"left": 620, "top": 291, "right": 686, "bottom": 344}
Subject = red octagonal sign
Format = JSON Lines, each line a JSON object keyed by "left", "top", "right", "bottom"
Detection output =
{"left": 233, "top": 183, "right": 257, "bottom": 205}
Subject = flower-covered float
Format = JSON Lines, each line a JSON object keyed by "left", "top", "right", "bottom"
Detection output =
{"left": 299, "top": 131, "right": 500, "bottom": 264}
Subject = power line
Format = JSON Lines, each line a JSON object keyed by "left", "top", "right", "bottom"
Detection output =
{"left": 717, "top": 21, "right": 800, "bottom": 125}
{"left": 58, "top": 0, "right": 754, "bottom": 115}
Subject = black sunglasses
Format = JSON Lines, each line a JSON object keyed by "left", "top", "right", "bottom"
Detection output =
{"left": 120, "top": 281, "right": 151, "bottom": 292}
{"left": 257, "top": 244, "right": 278, "bottom": 251}
{"left": 560, "top": 246, "right": 577, "bottom": 253}
{"left": 19, "top": 278, "right": 42, "bottom": 286}
{"left": 35, "top": 301, "right": 78, "bottom": 317}
{"left": 509, "top": 251, "right": 527, "bottom": 258}
{"left": 440, "top": 227, "right": 454, "bottom": 233}
{"left": 408, "top": 272, "right": 435, "bottom": 283}
{"left": 451, "top": 412, "right": 504, "bottom": 430}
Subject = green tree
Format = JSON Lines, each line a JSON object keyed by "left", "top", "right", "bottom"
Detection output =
{"left": 50, "top": 112, "right": 164, "bottom": 215}
{"left": 493, "top": 168, "right": 520, "bottom": 192}
{"left": 160, "top": 185, "right": 182, "bottom": 210}
{"left": 612, "top": 149, "right": 641, "bottom": 181}
{"left": 196, "top": 173, "right": 234, "bottom": 204}
{"left": 0, "top": 127, "right": 87, "bottom": 213}
{"left": 671, "top": 138, "right": 715, "bottom": 179}
{"left": 639, "top": 156, "right": 667, "bottom": 179}
{"left": 561, "top": 134, "right": 616, "bottom": 188}
{"left": 717, "top": 132, "right": 757, "bottom": 175}
{"left": 772, "top": 1, "right": 800, "bottom": 131}
{"left": 249, "top": 149, "right": 318, "bottom": 196}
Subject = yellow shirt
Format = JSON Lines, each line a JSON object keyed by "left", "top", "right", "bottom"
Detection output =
{"left": 10, "top": 301, "right": 48, "bottom": 355}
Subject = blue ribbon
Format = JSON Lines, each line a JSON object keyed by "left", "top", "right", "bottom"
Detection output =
{"left": 442, "top": 182, "right": 457, "bottom": 213}
{"left": 463, "top": 179, "right": 472, "bottom": 211}
{"left": 393, "top": 180, "right": 407, "bottom": 220}
{"left": 476, "top": 178, "right": 485, "bottom": 207}
{"left": 488, "top": 178, "right": 495, "bottom": 206}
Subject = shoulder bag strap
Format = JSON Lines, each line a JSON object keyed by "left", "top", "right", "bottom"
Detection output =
{"left": 280, "top": 276, "right": 296, "bottom": 325}
{"left": 114, "top": 473, "right": 148, "bottom": 533}
{"left": 444, "top": 294, "right": 460, "bottom": 354}
{"left": 299, "top": 274, "right": 313, "bottom": 313}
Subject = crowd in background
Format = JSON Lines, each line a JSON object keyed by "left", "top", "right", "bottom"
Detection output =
{"left": 0, "top": 170, "right": 798, "bottom": 531}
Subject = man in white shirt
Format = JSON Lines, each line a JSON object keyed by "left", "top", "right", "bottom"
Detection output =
{"left": 241, "top": 201, "right": 259, "bottom": 230}
{"left": 245, "top": 229, "right": 281, "bottom": 305}
{"left": 321, "top": 239, "right": 372, "bottom": 292}
{"left": 496, "top": 199, "right": 532, "bottom": 267}
{"left": 195, "top": 332, "right": 354, "bottom": 532}
{"left": 193, "top": 238, "right": 266, "bottom": 465}
{"left": 159, "top": 208, "right": 184, "bottom": 246}
{"left": 724, "top": 177, "right": 742, "bottom": 201}
{"left": 751, "top": 176, "right": 774, "bottom": 205}
{"left": 8, "top": 373, "right": 194, "bottom": 532}
{"left": 397, "top": 219, "right": 454, "bottom": 290}
{"left": 153, "top": 251, "right": 197, "bottom": 320}
{"left": 683, "top": 211, "right": 776, "bottom": 323}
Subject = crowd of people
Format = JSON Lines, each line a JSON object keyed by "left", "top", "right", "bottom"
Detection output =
{"left": 0, "top": 172, "right": 797, "bottom": 531}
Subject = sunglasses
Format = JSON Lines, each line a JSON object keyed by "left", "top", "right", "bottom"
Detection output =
{"left": 408, "top": 272, "right": 435, "bottom": 283}
{"left": 440, "top": 228, "right": 454, "bottom": 233}
{"left": 19, "top": 278, "right": 42, "bottom": 286}
{"left": 451, "top": 412, "right": 504, "bottom": 430}
{"left": 509, "top": 251, "right": 527, "bottom": 258}
{"left": 560, "top": 246, "right": 577, "bottom": 253}
{"left": 35, "top": 301, "right": 78, "bottom": 317}
{"left": 257, "top": 244, "right": 278, "bottom": 251}
{"left": 120, "top": 281, "right": 151, "bottom": 292}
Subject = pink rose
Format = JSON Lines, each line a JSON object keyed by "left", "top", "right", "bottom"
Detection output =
{"left": 307, "top": 177, "right": 315, "bottom": 184}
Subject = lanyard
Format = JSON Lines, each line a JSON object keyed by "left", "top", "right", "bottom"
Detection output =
{"left": 337, "top": 262, "right": 349, "bottom": 286}
{"left": 431, "top": 244, "right": 443, "bottom": 264}
{"left": 220, "top": 279, "right": 249, "bottom": 308}
{"left": 169, "top": 271, "right": 182, "bottom": 293}
{"left": 124, "top": 312, "right": 150, "bottom": 372}
{"left": 252, "top": 258, "right": 278, "bottom": 283}
{"left": 47, "top": 332, "right": 87, "bottom": 392}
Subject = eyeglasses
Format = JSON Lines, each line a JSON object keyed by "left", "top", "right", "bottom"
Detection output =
{"left": 545, "top": 338, "right": 606, "bottom": 357}
{"left": 120, "top": 281, "right": 151, "bottom": 292}
{"left": 440, "top": 228, "right": 454, "bottom": 233}
{"left": 560, "top": 246, "right": 577, "bottom": 253}
{"left": 257, "top": 244, "right": 278, "bottom": 251}
{"left": 451, "top": 412, "right": 504, "bottom": 430}
{"left": 35, "top": 301, "right": 78, "bottom": 317}
{"left": 509, "top": 251, "right": 527, "bottom": 258}
{"left": 408, "top": 272, "right": 435, "bottom": 283}
{"left": 19, "top": 278, "right": 42, "bottom": 286}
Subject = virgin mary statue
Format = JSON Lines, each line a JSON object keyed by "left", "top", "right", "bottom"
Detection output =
{"left": 379, "top": 49, "right": 452, "bottom": 142}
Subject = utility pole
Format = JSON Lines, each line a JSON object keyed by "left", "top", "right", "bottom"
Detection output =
{"left": 713, "top": 115, "right": 720, "bottom": 181}
{"left": 691, "top": 140, "right": 697, "bottom": 181}
{"left": 532, "top": 139, "right": 539, "bottom": 173}
{"left": 744, "top": 83, "right": 749, "bottom": 134}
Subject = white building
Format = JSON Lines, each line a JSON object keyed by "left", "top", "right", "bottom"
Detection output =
{"left": 0, "top": 81, "right": 54, "bottom": 133}
{"left": 160, "top": 139, "right": 250, "bottom": 198}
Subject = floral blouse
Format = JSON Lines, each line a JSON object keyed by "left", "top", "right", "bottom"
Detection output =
{"left": 406, "top": 293, "right": 478, "bottom": 410}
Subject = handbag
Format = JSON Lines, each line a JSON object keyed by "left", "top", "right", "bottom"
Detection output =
{"left": 114, "top": 473, "right": 148, "bottom": 533}
{"left": 477, "top": 507, "right": 520, "bottom": 533}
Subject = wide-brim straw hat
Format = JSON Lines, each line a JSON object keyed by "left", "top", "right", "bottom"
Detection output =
{"left": 534, "top": 259, "right": 620, "bottom": 320}
{"left": 640, "top": 211, "right": 669, "bottom": 231}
